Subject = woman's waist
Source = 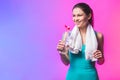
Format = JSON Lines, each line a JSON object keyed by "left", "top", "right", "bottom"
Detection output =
{"left": 67, "top": 66, "right": 98, "bottom": 76}
{"left": 69, "top": 61, "right": 95, "bottom": 69}
{"left": 70, "top": 64, "right": 95, "bottom": 69}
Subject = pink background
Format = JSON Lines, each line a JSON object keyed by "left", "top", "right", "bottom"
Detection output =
{"left": 0, "top": 0, "right": 120, "bottom": 80}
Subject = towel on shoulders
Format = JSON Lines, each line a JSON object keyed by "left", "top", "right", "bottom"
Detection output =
{"left": 67, "top": 24, "right": 98, "bottom": 61}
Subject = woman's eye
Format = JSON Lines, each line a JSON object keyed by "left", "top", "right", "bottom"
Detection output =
{"left": 72, "top": 14, "right": 82, "bottom": 17}
{"left": 78, "top": 14, "right": 82, "bottom": 16}
{"left": 72, "top": 15, "right": 75, "bottom": 17}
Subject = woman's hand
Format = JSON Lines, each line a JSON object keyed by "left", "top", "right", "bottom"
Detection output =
{"left": 57, "top": 40, "right": 65, "bottom": 51}
{"left": 93, "top": 50, "right": 103, "bottom": 59}
{"left": 57, "top": 40, "right": 70, "bottom": 65}
{"left": 57, "top": 40, "right": 68, "bottom": 54}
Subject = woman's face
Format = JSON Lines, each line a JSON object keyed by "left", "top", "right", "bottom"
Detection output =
{"left": 72, "top": 7, "right": 90, "bottom": 28}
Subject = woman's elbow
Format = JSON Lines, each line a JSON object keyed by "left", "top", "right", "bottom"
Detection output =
{"left": 64, "top": 62, "right": 70, "bottom": 66}
{"left": 97, "top": 58, "right": 105, "bottom": 65}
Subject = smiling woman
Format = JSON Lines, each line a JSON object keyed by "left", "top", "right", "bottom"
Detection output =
{"left": 57, "top": 2, "right": 104, "bottom": 80}
{"left": 72, "top": 3, "right": 93, "bottom": 28}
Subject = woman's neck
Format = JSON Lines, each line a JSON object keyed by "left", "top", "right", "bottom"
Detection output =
{"left": 79, "top": 25, "right": 87, "bottom": 34}
{"left": 79, "top": 24, "right": 88, "bottom": 45}
{"left": 79, "top": 23, "right": 89, "bottom": 34}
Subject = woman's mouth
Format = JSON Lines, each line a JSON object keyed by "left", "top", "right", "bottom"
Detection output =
{"left": 75, "top": 21, "right": 81, "bottom": 25}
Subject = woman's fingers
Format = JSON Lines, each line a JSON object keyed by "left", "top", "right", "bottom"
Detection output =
{"left": 94, "top": 54, "right": 101, "bottom": 58}
{"left": 57, "top": 45, "right": 64, "bottom": 51}
{"left": 59, "top": 40, "right": 65, "bottom": 45}
{"left": 93, "top": 50, "right": 102, "bottom": 59}
{"left": 57, "top": 40, "right": 65, "bottom": 51}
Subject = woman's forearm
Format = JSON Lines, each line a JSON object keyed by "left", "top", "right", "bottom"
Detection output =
{"left": 60, "top": 52, "right": 70, "bottom": 65}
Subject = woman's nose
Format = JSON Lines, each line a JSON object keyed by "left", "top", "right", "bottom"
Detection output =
{"left": 74, "top": 17, "right": 79, "bottom": 22}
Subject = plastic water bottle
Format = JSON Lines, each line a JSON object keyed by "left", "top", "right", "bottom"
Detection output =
{"left": 62, "top": 25, "right": 70, "bottom": 45}
{"left": 59, "top": 25, "right": 70, "bottom": 54}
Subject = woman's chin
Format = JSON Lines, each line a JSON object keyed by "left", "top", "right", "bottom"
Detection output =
{"left": 75, "top": 23, "right": 81, "bottom": 27}
{"left": 76, "top": 24, "right": 81, "bottom": 28}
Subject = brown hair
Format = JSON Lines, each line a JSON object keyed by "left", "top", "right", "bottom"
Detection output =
{"left": 72, "top": 3, "right": 94, "bottom": 26}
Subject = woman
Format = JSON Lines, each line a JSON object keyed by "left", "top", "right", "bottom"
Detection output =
{"left": 57, "top": 2, "right": 104, "bottom": 80}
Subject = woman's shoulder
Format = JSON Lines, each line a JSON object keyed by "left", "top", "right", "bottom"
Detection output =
{"left": 95, "top": 31, "right": 104, "bottom": 42}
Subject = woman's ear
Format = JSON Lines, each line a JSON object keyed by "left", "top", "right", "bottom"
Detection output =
{"left": 88, "top": 13, "right": 91, "bottom": 20}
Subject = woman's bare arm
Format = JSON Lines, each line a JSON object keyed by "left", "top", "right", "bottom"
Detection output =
{"left": 57, "top": 40, "right": 70, "bottom": 65}
{"left": 96, "top": 32, "right": 105, "bottom": 65}
{"left": 59, "top": 49, "right": 70, "bottom": 65}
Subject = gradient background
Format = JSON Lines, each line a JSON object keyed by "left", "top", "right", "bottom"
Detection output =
{"left": 0, "top": 0, "right": 120, "bottom": 80}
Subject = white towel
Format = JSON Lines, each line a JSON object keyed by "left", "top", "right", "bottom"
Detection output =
{"left": 67, "top": 24, "right": 98, "bottom": 61}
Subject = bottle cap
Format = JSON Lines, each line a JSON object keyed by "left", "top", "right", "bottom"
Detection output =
{"left": 65, "top": 25, "right": 70, "bottom": 31}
